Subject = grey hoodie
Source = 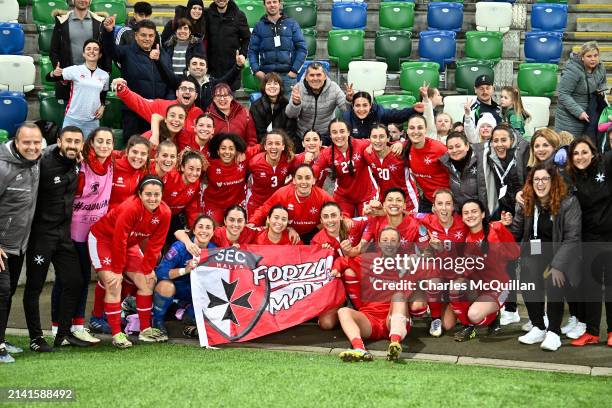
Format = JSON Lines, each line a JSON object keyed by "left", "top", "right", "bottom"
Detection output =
{"left": 0, "top": 141, "right": 40, "bottom": 255}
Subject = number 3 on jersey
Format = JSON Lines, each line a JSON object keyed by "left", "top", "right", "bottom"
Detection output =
{"left": 270, "top": 176, "right": 278, "bottom": 188}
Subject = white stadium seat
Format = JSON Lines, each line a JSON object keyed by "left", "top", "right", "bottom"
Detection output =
{"left": 0, "top": 0, "right": 19, "bottom": 22}
{"left": 475, "top": 2, "right": 513, "bottom": 33}
{"left": 443, "top": 95, "right": 476, "bottom": 124}
{"left": 0, "top": 55, "right": 36, "bottom": 93}
{"left": 521, "top": 96, "right": 551, "bottom": 138}
{"left": 347, "top": 61, "right": 388, "bottom": 97}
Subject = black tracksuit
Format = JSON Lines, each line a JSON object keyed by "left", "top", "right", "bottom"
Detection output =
{"left": 23, "top": 146, "right": 83, "bottom": 340}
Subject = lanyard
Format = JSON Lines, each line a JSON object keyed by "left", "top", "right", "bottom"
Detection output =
{"left": 533, "top": 205, "right": 539, "bottom": 239}
{"left": 493, "top": 158, "right": 515, "bottom": 186}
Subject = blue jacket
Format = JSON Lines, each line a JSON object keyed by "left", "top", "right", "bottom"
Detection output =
{"left": 248, "top": 14, "right": 307, "bottom": 75}
{"left": 156, "top": 239, "right": 217, "bottom": 283}
{"left": 343, "top": 103, "right": 416, "bottom": 139}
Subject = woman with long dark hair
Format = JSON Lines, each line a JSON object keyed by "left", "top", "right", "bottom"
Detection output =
{"left": 250, "top": 73, "right": 297, "bottom": 143}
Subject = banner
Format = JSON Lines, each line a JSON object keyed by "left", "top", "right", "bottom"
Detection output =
{"left": 190, "top": 245, "right": 345, "bottom": 347}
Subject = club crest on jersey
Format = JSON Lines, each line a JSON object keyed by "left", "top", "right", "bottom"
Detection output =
{"left": 53, "top": 176, "right": 61, "bottom": 184}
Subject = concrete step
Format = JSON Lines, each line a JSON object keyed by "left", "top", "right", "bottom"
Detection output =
{"left": 576, "top": 16, "right": 612, "bottom": 31}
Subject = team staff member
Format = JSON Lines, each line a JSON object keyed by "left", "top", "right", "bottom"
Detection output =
{"left": 0, "top": 124, "right": 43, "bottom": 364}
{"left": 89, "top": 176, "right": 171, "bottom": 348}
{"left": 24, "top": 127, "right": 96, "bottom": 353}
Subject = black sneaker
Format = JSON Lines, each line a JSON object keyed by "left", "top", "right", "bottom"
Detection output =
{"left": 54, "top": 334, "right": 93, "bottom": 348}
{"left": 29, "top": 336, "right": 53, "bottom": 352}
{"left": 486, "top": 314, "right": 502, "bottom": 336}
{"left": 454, "top": 325, "right": 477, "bottom": 342}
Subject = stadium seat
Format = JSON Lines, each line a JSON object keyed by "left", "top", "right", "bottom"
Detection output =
{"left": 302, "top": 28, "right": 317, "bottom": 59}
{"left": 379, "top": 2, "right": 415, "bottom": 31}
{"left": 347, "top": 61, "right": 387, "bottom": 97}
{"left": 454, "top": 59, "right": 494, "bottom": 94}
{"left": 0, "top": 23, "right": 25, "bottom": 55}
{"left": 375, "top": 29, "right": 412, "bottom": 72}
{"left": 327, "top": 29, "right": 364, "bottom": 71}
{"left": 17, "top": 0, "right": 31, "bottom": 5}
{"left": 249, "top": 92, "right": 262, "bottom": 104}
{"left": 427, "top": 2, "right": 464, "bottom": 32}
{"left": 111, "top": 61, "right": 122, "bottom": 80}
{"left": 517, "top": 63, "right": 558, "bottom": 97}
{"left": 241, "top": 60, "right": 260, "bottom": 93}
{"left": 531, "top": 4, "right": 568, "bottom": 32}
{"left": 536, "top": 0, "right": 567, "bottom": 3}
{"left": 521, "top": 96, "right": 551, "bottom": 137}
{"left": 39, "top": 90, "right": 66, "bottom": 127}
{"left": 475, "top": 2, "right": 513, "bottom": 33}
{"left": 236, "top": 1, "right": 266, "bottom": 29}
{"left": 90, "top": 2, "right": 127, "bottom": 25}
{"left": 430, "top": 0, "right": 463, "bottom": 2}
{"left": 113, "top": 129, "right": 125, "bottom": 150}
{"left": 33, "top": 0, "right": 69, "bottom": 25}
{"left": 39, "top": 56, "right": 55, "bottom": 90}
{"left": 524, "top": 31, "right": 563, "bottom": 64}
{"left": 400, "top": 61, "right": 440, "bottom": 97}
{"left": 443, "top": 94, "right": 474, "bottom": 123}
{"left": 418, "top": 30, "right": 456, "bottom": 71}
{"left": 0, "top": 91, "right": 27, "bottom": 136}
{"left": 464, "top": 31, "right": 503, "bottom": 63}
{"left": 331, "top": 2, "right": 368, "bottom": 30}
{"left": 283, "top": 2, "right": 317, "bottom": 29}
{"left": 0, "top": 55, "right": 36, "bottom": 92}
{"left": 0, "top": 0, "right": 19, "bottom": 22}
{"left": 37, "top": 24, "right": 54, "bottom": 56}
{"left": 101, "top": 91, "right": 122, "bottom": 130}
{"left": 374, "top": 94, "right": 416, "bottom": 110}
{"left": 0, "top": 129, "right": 8, "bottom": 143}
{"left": 296, "top": 60, "right": 330, "bottom": 81}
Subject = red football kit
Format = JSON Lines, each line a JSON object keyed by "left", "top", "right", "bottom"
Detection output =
{"left": 161, "top": 169, "right": 202, "bottom": 227}
{"left": 406, "top": 138, "right": 450, "bottom": 203}
{"left": 311, "top": 218, "right": 368, "bottom": 258}
{"left": 362, "top": 214, "right": 430, "bottom": 253}
{"left": 246, "top": 152, "right": 291, "bottom": 216}
{"left": 253, "top": 229, "right": 301, "bottom": 245}
{"left": 211, "top": 226, "right": 259, "bottom": 247}
{"left": 109, "top": 151, "right": 147, "bottom": 211}
{"left": 290, "top": 152, "right": 327, "bottom": 188}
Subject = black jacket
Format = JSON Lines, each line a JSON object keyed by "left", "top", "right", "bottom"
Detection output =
{"left": 102, "top": 29, "right": 176, "bottom": 101}
{"left": 471, "top": 98, "right": 502, "bottom": 125}
{"left": 31, "top": 146, "right": 78, "bottom": 231}
{"left": 249, "top": 94, "right": 297, "bottom": 142}
{"left": 163, "top": 34, "right": 206, "bottom": 72}
{"left": 343, "top": 103, "right": 416, "bottom": 139}
{"left": 205, "top": 0, "right": 251, "bottom": 79}
{"left": 187, "top": 65, "right": 242, "bottom": 111}
{"left": 50, "top": 10, "right": 110, "bottom": 100}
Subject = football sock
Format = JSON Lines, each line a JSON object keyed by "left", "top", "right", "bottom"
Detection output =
{"left": 390, "top": 334, "right": 401, "bottom": 343}
{"left": 104, "top": 302, "right": 122, "bottom": 336}
{"left": 92, "top": 281, "right": 106, "bottom": 318}
{"left": 152, "top": 292, "right": 173, "bottom": 323}
{"left": 136, "top": 294, "right": 153, "bottom": 331}
{"left": 351, "top": 337, "right": 366, "bottom": 351}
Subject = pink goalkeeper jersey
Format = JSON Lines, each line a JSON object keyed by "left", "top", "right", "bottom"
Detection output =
{"left": 70, "top": 162, "right": 113, "bottom": 242}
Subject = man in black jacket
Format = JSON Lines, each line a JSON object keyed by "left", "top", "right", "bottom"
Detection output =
{"left": 206, "top": 0, "right": 251, "bottom": 90}
{"left": 23, "top": 127, "right": 94, "bottom": 352}
{"left": 115, "top": 2, "right": 155, "bottom": 46}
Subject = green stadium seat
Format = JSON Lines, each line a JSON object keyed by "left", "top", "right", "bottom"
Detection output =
{"left": 302, "top": 28, "right": 317, "bottom": 59}
{"left": 37, "top": 24, "right": 54, "bottom": 56}
{"left": 33, "top": 0, "right": 68, "bottom": 25}
{"left": 464, "top": 31, "right": 503, "bottom": 63}
{"left": 18, "top": 0, "right": 32, "bottom": 6}
{"left": 39, "top": 56, "right": 55, "bottom": 91}
{"left": 90, "top": 2, "right": 127, "bottom": 25}
{"left": 0, "top": 129, "right": 9, "bottom": 144}
{"left": 39, "top": 91, "right": 66, "bottom": 127}
{"left": 241, "top": 60, "right": 260, "bottom": 93}
{"left": 379, "top": 2, "right": 415, "bottom": 31}
{"left": 236, "top": 1, "right": 266, "bottom": 29}
{"left": 113, "top": 129, "right": 125, "bottom": 150}
{"left": 517, "top": 63, "right": 559, "bottom": 97}
{"left": 399, "top": 61, "right": 440, "bottom": 97}
{"left": 101, "top": 92, "right": 123, "bottom": 130}
{"left": 327, "top": 29, "right": 365, "bottom": 72}
{"left": 374, "top": 94, "right": 416, "bottom": 110}
{"left": 454, "top": 59, "right": 495, "bottom": 94}
{"left": 111, "top": 61, "right": 121, "bottom": 80}
{"left": 375, "top": 30, "right": 412, "bottom": 72}
{"left": 283, "top": 2, "right": 317, "bottom": 29}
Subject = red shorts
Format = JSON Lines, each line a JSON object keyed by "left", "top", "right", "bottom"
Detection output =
{"left": 201, "top": 202, "right": 226, "bottom": 226}
{"left": 360, "top": 302, "right": 390, "bottom": 341}
{"left": 479, "top": 289, "right": 508, "bottom": 309}
{"left": 88, "top": 233, "right": 144, "bottom": 274}
{"left": 334, "top": 193, "right": 372, "bottom": 218}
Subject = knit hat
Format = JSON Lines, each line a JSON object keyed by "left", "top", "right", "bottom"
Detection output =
{"left": 187, "top": 0, "right": 204, "bottom": 11}
{"left": 476, "top": 112, "right": 497, "bottom": 134}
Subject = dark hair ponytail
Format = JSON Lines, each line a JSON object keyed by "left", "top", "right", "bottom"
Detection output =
{"left": 462, "top": 199, "right": 490, "bottom": 254}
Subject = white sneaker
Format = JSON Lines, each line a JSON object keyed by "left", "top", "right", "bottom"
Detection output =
{"left": 429, "top": 318, "right": 442, "bottom": 337}
{"left": 566, "top": 322, "right": 586, "bottom": 339}
{"left": 540, "top": 331, "right": 562, "bottom": 351}
{"left": 561, "top": 316, "right": 578, "bottom": 335}
{"left": 138, "top": 327, "right": 168, "bottom": 343}
{"left": 519, "top": 326, "right": 547, "bottom": 345}
{"left": 500, "top": 310, "right": 521, "bottom": 326}
{"left": 521, "top": 315, "right": 549, "bottom": 332}
{"left": 71, "top": 328, "right": 101, "bottom": 343}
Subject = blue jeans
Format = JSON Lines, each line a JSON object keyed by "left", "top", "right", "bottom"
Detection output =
{"left": 280, "top": 73, "right": 297, "bottom": 99}
{"left": 62, "top": 116, "right": 100, "bottom": 139}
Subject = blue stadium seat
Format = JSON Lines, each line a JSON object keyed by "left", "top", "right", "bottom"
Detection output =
{"left": 296, "top": 60, "right": 331, "bottom": 81}
{"left": 531, "top": 4, "right": 568, "bottom": 32}
{"left": 427, "top": 2, "right": 464, "bottom": 32}
{"left": 524, "top": 31, "right": 563, "bottom": 64}
{"left": 0, "top": 23, "right": 25, "bottom": 55}
{"left": 331, "top": 2, "right": 368, "bottom": 30}
{"left": 0, "top": 91, "right": 28, "bottom": 136}
{"left": 249, "top": 92, "right": 262, "bottom": 104}
{"left": 418, "top": 30, "right": 456, "bottom": 71}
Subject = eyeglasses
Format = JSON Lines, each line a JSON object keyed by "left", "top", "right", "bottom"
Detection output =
{"left": 533, "top": 176, "right": 551, "bottom": 184}
{"left": 179, "top": 86, "right": 196, "bottom": 93}
{"left": 214, "top": 94, "right": 231, "bottom": 99}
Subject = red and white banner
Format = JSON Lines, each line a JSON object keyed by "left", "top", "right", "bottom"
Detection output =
{"left": 190, "top": 245, "right": 345, "bottom": 347}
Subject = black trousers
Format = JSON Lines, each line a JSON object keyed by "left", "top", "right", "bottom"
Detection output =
{"left": 23, "top": 231, "right": 83, "bottom": 339}
{"left": 581, "top": 243, "right": 612, "bottom": 336}
{"left": 504, "top": 259, "right": 518, "bottom": 312}
{"left": 0, "top": 253, "right": 24, "bottom": 344}
{"left": 121, "top": 110, "right": 150, "bottom": 143}
{"left": 51, "top": 241, "right": 91, "bottom": 324}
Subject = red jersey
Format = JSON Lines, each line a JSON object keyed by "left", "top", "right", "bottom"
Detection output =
{"left": 203, "top": 159, "right": 248, "bottom": 210}
{"left": 464, "top": 221, "right": 520, "bottom": 282}
{"left": 364, "top": 149, "right": 419, "bottom": 212}
{"left": 109, "top": 152, "right": 147, "bottom": 210}
{"left": 211, "top": 226, "right": 259, "bottom": 247}
{"left": 90, "top": 195, "right": 171, "bottom": 274}
{"left": 333, "top": 255, "right": 390, "bottom": 312}
{"left": 417, "top": 213, "right": 468, "bottom": 249}
{"left": 290, "top": 152, "right": 327, "bottom": 188}
{"left": 249, "top": 184, "right": 333, "bottom": 235}
{"left": 313, "top": 138, "right": 377, "bottom": 202}
{"left": 247, "top": 152, "right": 291, "bottom": 208}
{"left": 162, "top": 170, "right": 202, "bottom": 226}
{"left": 362, "top": 214, "right": 429, "bottom": 253}
{"left": 141, "top": 129, "right": 192, "bottom": 154}
{"left": 254, "top": 229, "right": 300, "bottom": 245}
{"left": 311, "top": 218, "right": 368, "bottom": 258}
{"left": 407, "top": 138, "right": 449, "bottom": 202}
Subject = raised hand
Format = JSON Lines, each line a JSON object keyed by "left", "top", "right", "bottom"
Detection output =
{"left": 103, "top": 14, "right": 116, "bottom": 32}
{"left": 51, "top": 62, "right": 63, "bottom": 78}
{"left": 291, "top": 85, "right": 301, "bottom": 105}
{"left": 111, "top": 77, "right": 127, "bottom": 92}
{"left": 235, "top": 50, "right": 246, "bottom": 67}
{"left": 464, "top": 97, "right": 474, "bottom": 116}
{"left": 149, "top": 44, "right": 160, "bottom": 61}
{"left": 343, "top": 82, "right": 354, "bottom": 101}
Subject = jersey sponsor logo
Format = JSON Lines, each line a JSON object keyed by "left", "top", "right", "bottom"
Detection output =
{"left": 53, "top": 176, "right": 61, "bottom": 184}
{"left": 90, "top": 182, "right": 99, "bottom": 193}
